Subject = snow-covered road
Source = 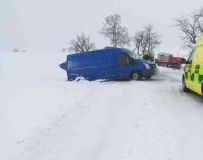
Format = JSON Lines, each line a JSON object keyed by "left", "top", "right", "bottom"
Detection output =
{"left": 1, "top": 52, "right": 203, "bottom": 160}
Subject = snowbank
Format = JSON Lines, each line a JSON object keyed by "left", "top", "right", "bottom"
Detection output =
{"left": 1, "top": 52, "right": 203, "bottom": 160}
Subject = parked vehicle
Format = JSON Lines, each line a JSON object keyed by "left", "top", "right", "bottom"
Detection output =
{"left": 182, "top": 32, "right": 203, "bottom": 96}
{"left": 59, "top": 48, "right": 157, "bottom": 81}
{"left": 156, "top": 53, "right": 185, "bottom": 69}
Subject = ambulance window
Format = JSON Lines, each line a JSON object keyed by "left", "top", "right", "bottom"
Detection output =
{"left": 187, "top": 50, "right": 195, "bottom": 64}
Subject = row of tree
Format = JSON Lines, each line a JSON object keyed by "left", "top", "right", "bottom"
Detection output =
{"left": 66, "top": 7, "right": 203, "bottom": 55}
{"left": 175, "top": 8, "right": 203, "bottom": 51}
{"left": 66, "top": 14, "right": 161, "bottom": 56}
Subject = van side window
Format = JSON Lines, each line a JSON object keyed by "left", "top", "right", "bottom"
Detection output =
{"left": 117, "top": 54, "right": 134, "bottom": 65}
{"left": 187, "top": 50, "right": 195, "bottom": 64}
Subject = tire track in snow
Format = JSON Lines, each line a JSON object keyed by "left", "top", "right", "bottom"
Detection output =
{"left": 10, "top": 84, "right": 98, "bottom": 160}
{"left": 10, "top": 69, "right": 203, "bottom": 160}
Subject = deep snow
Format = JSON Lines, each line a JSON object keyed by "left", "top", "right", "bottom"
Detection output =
{"left": 0, "top": 52, "right": 203, "bottom": 160}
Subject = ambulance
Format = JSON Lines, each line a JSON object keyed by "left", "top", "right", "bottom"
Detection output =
{"left": 182, "top": 32, "right": 203, "bottom": 96}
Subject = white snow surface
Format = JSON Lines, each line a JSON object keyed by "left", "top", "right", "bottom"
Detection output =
{"left": 0, "top": 52, "right": 203, "bottom": 160}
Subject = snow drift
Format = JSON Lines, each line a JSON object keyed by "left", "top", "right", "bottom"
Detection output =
{"left": 0, "top": 52, "right": 203, "bottom": 160}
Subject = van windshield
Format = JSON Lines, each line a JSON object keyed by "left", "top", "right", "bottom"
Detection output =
{"left": 126, "top": 51, "right": 141, "bottom": 60}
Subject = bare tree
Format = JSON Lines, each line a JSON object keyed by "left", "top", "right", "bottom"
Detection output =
{"left": 133, "top": 24, "right": 161, "bottom": 55}
{"left": 144, "top": 24, "right": 161, "bottom": 53}
{"left": 62, "top": 48, "right": 67, "bottom": 52}
{"left": 175, "top": 8, "right": 203, "bottom": 50}
{"left": 100, "top": 14, "right": 130, "bottom": 47}
{"left": 69, "top": 33, "right": 96, "bottom": 53}
{"left": 133, "top": 31, "right": 145, "bottom": 55}
{"left": 195, "top": 8, "right": 203, "bottom": 31}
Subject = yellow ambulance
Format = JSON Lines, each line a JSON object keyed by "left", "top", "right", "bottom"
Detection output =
{"left": 182, "top": 32, "right": 203, "bottom": 96}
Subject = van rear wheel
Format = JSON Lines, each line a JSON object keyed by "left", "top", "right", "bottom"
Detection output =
{"left": 131, "top": 71, "right": 142, "bottom": 80}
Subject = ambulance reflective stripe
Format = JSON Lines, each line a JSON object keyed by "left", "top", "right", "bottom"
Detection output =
{"left": 199, "top": 75, "right": 203, "bottom": 83}
{"left": 195, "top": 65, "right": 200, "bottom": 73}
{"left": 184, "top": 64, "right": 203, "bottom": 84}
{"left": 199, "top": 64, "right": 203, "bottom": 84}
{"left": 184, "top": 64, "right": 191, "bottom": 81}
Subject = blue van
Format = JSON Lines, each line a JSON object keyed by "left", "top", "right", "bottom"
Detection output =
{"left": 60, "top": 48, "right": 157, "bottom": 81}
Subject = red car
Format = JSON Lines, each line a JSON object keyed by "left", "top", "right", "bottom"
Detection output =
{"left": 156, "top": 54, "right": 185, "bottom": 69}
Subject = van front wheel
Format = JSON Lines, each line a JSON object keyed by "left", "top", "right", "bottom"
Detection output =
{"left": 131, "top": 71, "right": 142, "bottom": 80}
{"left": 145, "top": 75, "right": 151, "bottom": 80}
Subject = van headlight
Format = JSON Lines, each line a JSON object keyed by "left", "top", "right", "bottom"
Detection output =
{"left": 144, "top": 63, "right": 150, "bottom": 69}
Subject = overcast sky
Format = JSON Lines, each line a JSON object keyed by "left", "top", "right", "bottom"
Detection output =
{"left": 1, "top": 0, "right": 203, "bottom": 54}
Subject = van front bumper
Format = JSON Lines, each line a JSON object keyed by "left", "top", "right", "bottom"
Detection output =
{"left": 142, "top": 64, "right": 158, "bottom": 78}
{"left": 142, "top": 69, "right": 154, "bottom": 78}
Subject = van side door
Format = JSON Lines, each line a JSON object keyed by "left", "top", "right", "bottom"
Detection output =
{"left": 89, "top": 52, "right": 116, "bottom": 80}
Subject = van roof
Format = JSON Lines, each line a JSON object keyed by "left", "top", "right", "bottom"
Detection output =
{"left": 68, "top": 48, "right": 130, "bottom": 56}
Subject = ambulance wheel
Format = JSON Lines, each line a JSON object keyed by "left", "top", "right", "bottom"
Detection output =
{"left": 131, "top": 71, "right": 142, "bottom": 80}
{"left": 182, "top": 76, "right": 189, "bottom": 92}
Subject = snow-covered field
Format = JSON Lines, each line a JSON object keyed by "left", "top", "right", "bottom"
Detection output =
{"left": 1, "top": 52, "right": 203, "bottom": 160}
